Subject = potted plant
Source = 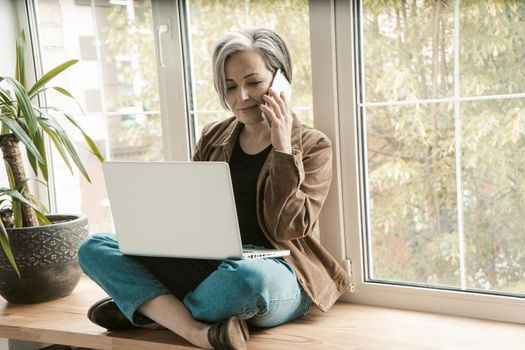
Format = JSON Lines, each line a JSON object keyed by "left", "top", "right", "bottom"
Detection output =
{"left": 0, "top": 31, "right": 104, "bottom": 304}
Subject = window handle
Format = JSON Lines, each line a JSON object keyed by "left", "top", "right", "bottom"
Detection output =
{"left": 157, "top": 24, "right": 169, "bottom": 68}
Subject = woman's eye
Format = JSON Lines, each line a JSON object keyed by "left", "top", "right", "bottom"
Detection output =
{"left": 248, "top": 81, "right": 262, "bottom": 86}
{"left": 226, "top": 85, "right": 236, "bottom": 91}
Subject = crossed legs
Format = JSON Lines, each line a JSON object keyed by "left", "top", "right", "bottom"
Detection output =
{"left": 78, "top": 234, "right": 310, "bottom": 348}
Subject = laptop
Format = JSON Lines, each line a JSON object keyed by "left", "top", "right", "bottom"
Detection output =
{"left": 102, "top": 161, "right": 290, "bottom": 260}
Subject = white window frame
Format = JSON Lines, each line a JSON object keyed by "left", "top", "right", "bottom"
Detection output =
{"left": 151, "top": 0, "right": 192, "bottom": 161}
{"left": 13, "top": 0, "right": 56, "bottom": 211}
{"left": 309, "top": 0, "right": 525, "bottom": 324}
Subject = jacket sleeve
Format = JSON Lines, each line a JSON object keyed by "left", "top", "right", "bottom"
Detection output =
{"left": 262, "top": 137, "right": 333, "bottom": 242}
{"left": 192, "top": 137, "right": 203, "bottom": 161}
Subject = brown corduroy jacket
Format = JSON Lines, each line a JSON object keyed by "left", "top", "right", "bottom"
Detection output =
{"left": 193, "top": 115, "right": 352, "bottom": 312}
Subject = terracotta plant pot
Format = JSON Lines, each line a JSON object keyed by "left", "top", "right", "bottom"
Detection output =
{"left": 0, "top": 215, "right": 88, "bottom": 304}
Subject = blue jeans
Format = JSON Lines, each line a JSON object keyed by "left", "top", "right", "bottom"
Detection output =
{"left": 78, "top": 234, "right": 311, "bottom": 328}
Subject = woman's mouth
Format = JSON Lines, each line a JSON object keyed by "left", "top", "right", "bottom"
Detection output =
{"left": 238, "top": 106, "right": 258, "bottom": 112}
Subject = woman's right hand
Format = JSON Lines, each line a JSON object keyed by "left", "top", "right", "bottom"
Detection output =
{"left": 261, "top": 88, "right": 294, "bottom": 154}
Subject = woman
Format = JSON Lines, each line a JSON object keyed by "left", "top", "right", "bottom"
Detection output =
{"left": 79, "top": 28, "right": 351, "bottom": 350}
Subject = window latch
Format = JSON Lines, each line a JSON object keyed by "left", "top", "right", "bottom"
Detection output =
{"left": 157, "top": 24, "right": 169, "bottom": 68}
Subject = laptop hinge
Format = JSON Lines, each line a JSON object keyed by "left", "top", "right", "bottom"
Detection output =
{"left": 343, "top": 259, "right": 356, "bottom": 293}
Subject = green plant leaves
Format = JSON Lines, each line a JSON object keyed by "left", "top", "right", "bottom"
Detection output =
{"left": 28, "top": 193, "right": 50, "bottom": 226}
{"left": 0, "top": 30, "right": 101, "bottom": 277}
{"left": 0, "top": 89, "right": 17, "bottom": 120}
{"left": 0, "top": 185, "right": 51, "bottom": 277}
{"left": 62, "top": 112, "right": 104, "bottom": 163}
{"left": 15, "top": 31, "right": 26, "bottom": 90}
{"left": 0, "top": 188, "right": 50, "bottom": 221}
{"left": 56, "top": 126, "right": 92, "bottom": 182}
{"left": 28, "top": 60, "right": 78, "bottom": 100}
{"left": 36, "top": 86, "right": 75, "bottom": 100}
{"left": 3, "top": 77, "right": 39, "bottom": 141}
{"left": 0, "top": 224, "right": 19, "bottom": 278}
{"left": 33, "top": 129, "right": 48, "bottom": 181}
{"left": 1, "top": 30, "right": 103, "bottom": 187}
{"left": 4, "top": 161, "right": 22, "bottom": 228}
{"left": 0, "top": 117, "right": 44, "bottom": 164}
{"left": 37, "top": 117, "right": 73, "bottom": 175}
{"left": 34, "top": 109, "right": 92, "bottom": 182}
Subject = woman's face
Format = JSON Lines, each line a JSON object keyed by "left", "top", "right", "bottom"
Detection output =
{"left": 224, "top": 49, "right": 273, "bottom": 126}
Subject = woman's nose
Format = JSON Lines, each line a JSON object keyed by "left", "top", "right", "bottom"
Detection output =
{"left": 239, "top": 86, "right": 249, "bottom": 101}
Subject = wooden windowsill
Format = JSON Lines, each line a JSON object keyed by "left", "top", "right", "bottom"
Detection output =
{"left": 0, "top": 276, "right": 524, "bottom": 349}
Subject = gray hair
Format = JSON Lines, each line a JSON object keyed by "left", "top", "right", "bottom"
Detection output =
{"left": 212, "top": 28, "right": 292, "bottom": 110}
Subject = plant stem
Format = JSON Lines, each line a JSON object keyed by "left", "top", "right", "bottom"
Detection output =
{"left": 0, "top": 134, "right": 39, "bottom": 227}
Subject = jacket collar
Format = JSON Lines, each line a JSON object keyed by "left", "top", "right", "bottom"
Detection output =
{"left": 211, "top": 116, "right": 243, "bottom": 148}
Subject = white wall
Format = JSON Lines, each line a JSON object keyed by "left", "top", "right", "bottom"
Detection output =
{"left": 0, "top": 0, "right": 19, "bottom": 76}
{"left": 0, "top": 1, "right": 19, "bottom": 349}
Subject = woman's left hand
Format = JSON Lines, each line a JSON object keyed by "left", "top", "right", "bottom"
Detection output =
{"left": 261, "top": 88, "right": 293, "bottom": 154}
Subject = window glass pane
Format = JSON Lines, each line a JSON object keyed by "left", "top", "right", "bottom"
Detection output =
{"left": 460, "top": 1, "right": 525, "bottom": 96}
{"left": 35, "top": 0, "right": 162, "bottom": 234}
{"left": 366, "top": 103, "right": 459, "bottom": 287}
{"left": 37, "top": 0, "right": 97, "bottom": 113}
{"left": 360, "top": 0, "right": 525, "bottom": 297}
{"left": 462, "top": 99, "right": 525, "bottom": 294}
{"left": 96, "top": 1, "right": 160, "bottom": 112}
{"left": 37, "top": 0, "right": 160, "bottom": 114}
{"left": 186, "top": 0, "right": 313, "bottom": 140}
{"left": 362, "top": 0, "right": 454, "bottom": 102}
{"left": 106, "top": 113, "right": 163, "bottom": 161}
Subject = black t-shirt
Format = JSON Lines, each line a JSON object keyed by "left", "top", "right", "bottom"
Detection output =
{"left": 229, "top": 137, "right": 273, "bottom": 248}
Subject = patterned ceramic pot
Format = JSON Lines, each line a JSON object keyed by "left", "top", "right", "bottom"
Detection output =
{"left": 0, "top": 215, "right": 88, "bottom": 304}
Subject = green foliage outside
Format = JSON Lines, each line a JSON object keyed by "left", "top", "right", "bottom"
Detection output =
{"left": 363, "top": 0, "right": 525, "bottom": 293}
{"left": 187, "top": 0, "right": 313, "bottom": 131}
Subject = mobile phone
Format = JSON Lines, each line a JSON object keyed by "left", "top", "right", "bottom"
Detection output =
{"left": 262, "top": 69, "right": 292, "bottom": 126}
